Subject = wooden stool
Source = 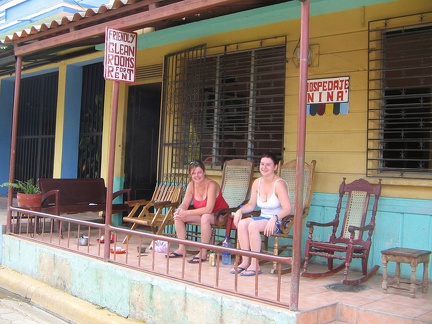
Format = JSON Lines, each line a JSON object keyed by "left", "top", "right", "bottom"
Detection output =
{"left": 381, "top": 247, "right": 431, "bottom": 298}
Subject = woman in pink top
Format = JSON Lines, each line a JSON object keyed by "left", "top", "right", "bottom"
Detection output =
{"left": 168, "top": 160, "right": 228, "bottom": 263}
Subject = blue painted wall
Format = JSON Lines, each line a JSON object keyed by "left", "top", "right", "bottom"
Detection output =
{"left": 306, "top": 192, "right": 432, "bottom": 279}
{"left": 0, "top": 79, "right": 13, "bottom": 194}
{"left": 61, "top": 65, "right": 83, "bottom": 178}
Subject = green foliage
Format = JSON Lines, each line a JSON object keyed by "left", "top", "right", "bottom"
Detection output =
{"left": 0, "top": 179, "right": 40, "bottom": 194}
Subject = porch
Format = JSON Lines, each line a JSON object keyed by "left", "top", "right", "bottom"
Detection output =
{"left": 0, "top": 198, "right": 431, "bottom": 323}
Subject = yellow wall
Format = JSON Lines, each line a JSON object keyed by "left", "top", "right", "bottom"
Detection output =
{"left": 3, "top": 0, "right": 431, "bottom": 199}
{"left": 129, "top": 0, "right": 431, "bottom": 199}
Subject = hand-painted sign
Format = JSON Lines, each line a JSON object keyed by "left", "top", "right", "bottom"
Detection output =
{"left": 104, "top": 27, "right": 137, "bottom": 83}
{"left": 307, "top": 76, "right": 350, "bottom": 115}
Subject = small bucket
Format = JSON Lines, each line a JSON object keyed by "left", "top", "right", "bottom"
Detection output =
{"left": 78, "top": 236, "right": 89, "bottom": 246}
{"left": 137, "top": 245, "right": 147, "bottom": 253}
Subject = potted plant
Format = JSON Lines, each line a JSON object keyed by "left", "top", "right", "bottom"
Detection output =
{"left": 1, "top": 179, "right": 42, "bottom": 209}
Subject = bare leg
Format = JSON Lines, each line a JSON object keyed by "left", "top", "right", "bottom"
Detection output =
{"left": 173, "top": 215, "right": 202, "bottom": 256}
{"left": 247, "top": 220, "right": 266, "bottom": 271}
{"left": 173, "top": 219, "right": 187, "bottom": 256}
{"left": 197, "top": 213, "right": 214, "bottom": 259}
{"left": 236, "top": 218, "right": 253, "bottom": 269}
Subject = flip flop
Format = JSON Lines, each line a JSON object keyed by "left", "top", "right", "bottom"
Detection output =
{"left": 240, "top": 269, "right": 263, "bottom": 277}
{"left": 165, "top": 252, "right": 184, "bottom": 258}
{"left": 229, "top": 267, "right": 246, "bottom": 274}
{"left": 187, "top": 256, "right": 207, "bottom": 264}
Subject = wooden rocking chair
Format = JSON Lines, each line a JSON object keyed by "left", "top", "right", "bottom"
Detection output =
{"left": 263, "top": 159, "right": 316, "bottom": 274}
{"left": 122, "top": 183, "right": 183, "bottom": 243}
{"left": 302, "top": 178, "right": 382, "bottom": 285}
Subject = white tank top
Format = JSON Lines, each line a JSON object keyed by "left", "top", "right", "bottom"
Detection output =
{"left": 257, "top": 178, "right": 285, "bottom": 218}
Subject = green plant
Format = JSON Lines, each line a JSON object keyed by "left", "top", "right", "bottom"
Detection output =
{"left": 0, "top": 179, "right": 40, "bottom": 194}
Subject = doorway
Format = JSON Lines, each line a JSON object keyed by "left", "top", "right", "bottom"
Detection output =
{"left": 124, "top": 83, "right": 161, "bottom": 200}
{"left": 15, "top": 72, "right": 58, "bottom": 184}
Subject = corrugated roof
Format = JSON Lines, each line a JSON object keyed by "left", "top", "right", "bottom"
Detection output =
{"left": 4, "top": 0, "right": 132, "bottom": 43}
{"left": 4, "top": 0, "right": 288, "bottom": 44}
{"left": 0, "top": 0, "right": 288, "bottom": 75}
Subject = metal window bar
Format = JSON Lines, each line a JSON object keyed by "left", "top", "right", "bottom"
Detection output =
{"left": 160, "top": 36, "right": 287, "bottom": 183}
{"left": 201, "top": 42, "right": 286, "bottom": 167}
{"left": 15, "top": 72, "right": 57, "bottom": 184}
{"left": 160, "top": 44, "right": 207, "bottom": 186}
{"left": 368, "top": 13, "right": 432, "bottom": 178}
{"left": 78, "top": 63, "right": 105, "bottom": 179}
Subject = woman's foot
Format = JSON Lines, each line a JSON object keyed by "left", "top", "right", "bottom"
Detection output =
{"left": 240, "top": 268, "right": 262, "bottom": 276}
{"left": 229, "top": 263, "right": 250, "bottom": 274}
{"left": 240, "top": 269, "right": 262, "bottom": 277}
{"left": 171, "top": 249, "right": 185, "bottom": 256}
{"left": 165, "top": 251, "right": 185, "bottom": 258}
{"left": 193, "top": 253, "right": 207, "bottom": 260}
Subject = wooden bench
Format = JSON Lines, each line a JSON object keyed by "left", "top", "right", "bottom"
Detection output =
{"left": 38, "top": 178, "right": 131, "bottom": 218}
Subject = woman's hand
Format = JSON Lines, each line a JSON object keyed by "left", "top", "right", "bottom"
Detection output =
{"left": 263, "top": 217, "right": 277, "bottom": 236}
{"left": 173, "top": 207, "right": 184, "bottom": 221}
{"left": 233, "top": 210, "right": 243, "bottom": 228}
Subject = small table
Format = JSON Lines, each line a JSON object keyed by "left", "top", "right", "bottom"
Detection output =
{"left": 381, "top": 247, "right": 431, "bottom": 298}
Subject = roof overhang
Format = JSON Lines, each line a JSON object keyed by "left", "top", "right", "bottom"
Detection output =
{"left": 5, "top": 0, "right": 292, "bottom": 56}
{"left": 0, "top": 0, "right": 289, "bottom": 76}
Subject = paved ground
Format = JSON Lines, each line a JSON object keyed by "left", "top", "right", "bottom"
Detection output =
{"left": 0, "top": 287, "right": 67, "bottom": 323}
{"left": 0, "top": 197, "right": 9, "bottom": 225}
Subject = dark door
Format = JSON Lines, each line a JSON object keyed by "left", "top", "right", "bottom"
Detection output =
{"left": 16, "top": 72, "right": 58, "bottom": 183}
{"left": 124, "top": 83, "right": 161, "bottom": 200}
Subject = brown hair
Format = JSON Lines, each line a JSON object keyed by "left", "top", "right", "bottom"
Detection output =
{"left": 260, "top": 152, "right": 279, "bottom": 166}
{"left": 188, "top": 160, "right": 206, "bottom": 178}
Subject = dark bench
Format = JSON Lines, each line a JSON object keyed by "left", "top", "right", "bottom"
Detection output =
{"left": 38, "top": 178, "right": 131, "bottom": 218}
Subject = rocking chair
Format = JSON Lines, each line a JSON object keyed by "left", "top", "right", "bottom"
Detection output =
{"left": 302, "top": 177, "right": 382, "bottom": 285}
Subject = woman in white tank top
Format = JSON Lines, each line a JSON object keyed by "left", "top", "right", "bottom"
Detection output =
{"left": 231, "top": 152, "right": 291, "bottom": 276}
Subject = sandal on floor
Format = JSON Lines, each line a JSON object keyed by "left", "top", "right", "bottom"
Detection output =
{"left": 187, "top": 256, "right": 207, "bottom": 264}
{"left": 229, "top": 267, "right": 246, "bottom": 274}
{"left": 240, "top": 269, "right": 263, "bottom": 277}
{"left": 166, "top": 252, "right": 184, "bottom": 258}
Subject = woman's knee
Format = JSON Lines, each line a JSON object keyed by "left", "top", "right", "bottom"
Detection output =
{"left": 201, "top": 213, "right": 214, "bottom": 226}
{"left": 247, "top": 221, "right": 261, "bottom": 233}
{"left": 238, "top": 219, "right": 251, "bottom": 232}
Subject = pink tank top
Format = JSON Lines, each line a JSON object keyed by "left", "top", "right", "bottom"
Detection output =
{"left": 193, "top": 182, "right": 229, "bottom": 213}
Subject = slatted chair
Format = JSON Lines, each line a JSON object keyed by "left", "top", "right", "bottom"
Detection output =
{"left": 263, "top": 159, "right": 316, "bottom": 274}
{"left": 122, "top": 183, "right": 183, "bottom": 243}
{"left": 302, "top": 178, "right": 382, "bottom": 285}
{"left": 188, "top": 159, "right": 254, "bottom": 245}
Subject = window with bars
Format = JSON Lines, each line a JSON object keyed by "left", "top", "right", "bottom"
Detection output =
{"left": 15, "top": 73, "right": 57, "bottom": 183}
{"left": 368, "top": 16, "right": 432, "bottom": 178}
{"left": 201, "top": 45, "right": 286, "bottom": 166}
{"left": 78, "top": 63, "right": 105, "bottom": 179}
{"left": 160, "top": 37, "right": 286, "bottom": 181}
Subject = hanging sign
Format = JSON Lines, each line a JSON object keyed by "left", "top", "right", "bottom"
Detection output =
{"left": 307, "top": 76, "right": 350, "bottom": 104}
{"left": 104, "top": 27, "right": 137, "bottom": 83}
{"left": 307, "top": 76, "right": 350, "bottom": 115}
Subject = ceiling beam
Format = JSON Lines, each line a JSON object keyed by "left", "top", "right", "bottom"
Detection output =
{"left": 13, "top": 0, "right": 243, "bottom": 56}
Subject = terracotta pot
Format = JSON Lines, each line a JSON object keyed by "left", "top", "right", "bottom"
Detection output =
{"left": 17, "top": 192, "right": 42, "bottom": 210}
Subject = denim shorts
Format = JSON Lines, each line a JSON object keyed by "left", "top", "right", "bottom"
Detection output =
{"left": 251, "top": 216, "right": 281, "bottom": 234}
